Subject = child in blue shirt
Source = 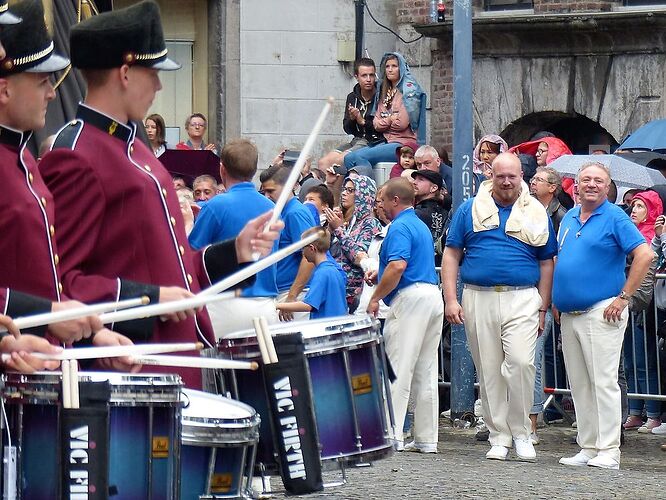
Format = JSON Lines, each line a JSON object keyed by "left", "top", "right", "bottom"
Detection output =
{"left": 276, "top": 227, "right": 348, "bottom": 319}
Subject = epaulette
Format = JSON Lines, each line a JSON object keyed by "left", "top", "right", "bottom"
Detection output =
{"left": 51, "top": 119, "right": 84, "bottom": 151}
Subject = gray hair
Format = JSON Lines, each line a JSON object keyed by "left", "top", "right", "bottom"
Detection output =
{"left": 576, "top": 162, "right": 611, "bottom": 184}
{"left": 535, "top": 166, "right": 562, "bottom": 194}
{"left": 415, "top": 145, "right": 440, "bottom": 160}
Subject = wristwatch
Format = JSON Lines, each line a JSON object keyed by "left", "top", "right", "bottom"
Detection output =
{"left": 618, "top": 290, "right": 631, "bottom": 301}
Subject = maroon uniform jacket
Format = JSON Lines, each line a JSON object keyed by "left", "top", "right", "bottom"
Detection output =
{"left": 40, "top": 105, "right": 241, "bottom": 387}
{"left": 0, "top": 127, "right": 62, "bottom": 336}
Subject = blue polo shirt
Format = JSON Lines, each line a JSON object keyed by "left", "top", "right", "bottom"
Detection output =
{"left": 553, "top": 200, "right": 645, "bottom": 313}
{"left": 303, "top": 260, "right": 348, "bottom": 319}
{"left": 446, "top": 197, "right": 557, "bottom": 287}
{"left": 277, "top": 197, "right": 318, "bottom": 292}
{"left": 379, "top": 208, "right": 438, "bottom": 305}
{"left": 188, "top": 182, "right": 278, "bottom": 298}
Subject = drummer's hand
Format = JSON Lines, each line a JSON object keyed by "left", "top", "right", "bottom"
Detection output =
{"left": 159, "top": 286, "right": 197, "bottom": 322}
{"left": 367, "top": 299, "right": 380, "bottom": 318}
{"left": 235, "top": 210, "right": 284, "bottom": 262}
{"left": 0, "top": 314, "right": 20, "bottom": 338}
{"left": 49, "top": 300, "right": 103, "bottom": 343}
{"left": 276, "top": 304, "right": 294, "bottom": 322}
{"left": 1, "top": 334, "right": 62, "bottom": 373}
{"left": 92, "top": 329, "right": 141, "bottom": 373}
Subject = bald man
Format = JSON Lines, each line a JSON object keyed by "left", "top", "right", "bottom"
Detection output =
{"left": 442, "top": 153, "right": 557, "bottom": 462}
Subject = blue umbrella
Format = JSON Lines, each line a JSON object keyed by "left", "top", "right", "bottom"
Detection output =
{"left": 619, "top": 119, "right": 666, "bottom": 152}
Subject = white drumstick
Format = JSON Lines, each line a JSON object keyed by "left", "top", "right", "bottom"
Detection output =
{"left": 129, "top": 354, "right": 259, "bottom": 371}
{"left": 70, "top": 361, "right": 79, "bottom": 409}
{"left": 200, "top": 230, "right": 323, "bottom": 298}
{"left": 99, "top": 290, "right": 238, "bottom": 324}
{"left": 260, "top": 316, "right": 278, "bottom": 364}
{"left": 0, "top": 296, "right": 150, "bottom": 334}
{"left": 0, "top": 342, "right": 202, "bottom": 362}
{"left": 62, "top": 359, "right": 71, "bottom": 409}
{"left": 251, "top": 97, "right": 334, "bottom": 261}
{"left": 266, "top": 97, "right": 334, "bottom": 230}
{"left": 252, "top": 317, "right": 271, "bottom": 365}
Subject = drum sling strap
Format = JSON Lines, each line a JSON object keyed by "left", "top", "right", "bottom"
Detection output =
{"left": 59, "top": 381, "right": 111, "bottom": 500}
{"left": 262, "top": 333, "right": 324, "bottom": 495}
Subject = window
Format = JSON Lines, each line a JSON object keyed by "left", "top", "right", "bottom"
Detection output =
{"left": 484, "top": 0, "right": 533, "bottom": 11}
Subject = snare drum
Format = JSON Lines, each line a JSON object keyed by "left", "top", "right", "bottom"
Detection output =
{"left": 1, "top": 371, "right": 182, "bottom": 500}
{"left": 214, "top": 315, "right": 393, "bottom": 472}
{"left": 180, "top": 389, "right": 260, "bottom": 499}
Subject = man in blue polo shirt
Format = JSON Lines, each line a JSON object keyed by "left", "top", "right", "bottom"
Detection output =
{"left": 554, "top": 162, "right": 652, "bottom": 470}
{"left": 189, "top": 138, "right": 279, "bottom": 337}
{"left": 367, "top": 178, "right": 443, "bottom": 454}
{"left": 442, "top": 153, "right": 557, "bottom": 462}
{"left": 260, "top": 165, "right": 318, "bottom": 321}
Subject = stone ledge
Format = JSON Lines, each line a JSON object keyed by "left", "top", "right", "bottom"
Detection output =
{"left": 415, "top": 10, "right": 666, "bottom": 56}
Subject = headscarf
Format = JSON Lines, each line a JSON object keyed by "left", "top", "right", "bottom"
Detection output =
{"left": 631, "top": 190, "right": 663, "bottom": 242}
{"left": 473, "top": 135, "right": 509, "bottom": 174}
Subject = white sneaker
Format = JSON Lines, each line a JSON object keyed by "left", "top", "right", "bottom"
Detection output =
{"left": 652, "top": 423, "right": 666, "bottom": 435}
{"left": 485, "top": 445, "right": 509, "bottom": 460}
{"left": 514, "top": 437, "right": 536, "bottom": 461}
{"left": 440, "top": 409, "right": 451, "bottom": 418}
{"left": 559, "top": 451, "right": 595, "bottom": 467}
{"left": 403, "top": 441, "right": 438, "bottom": 454}
{"left": 474, "top": 399, "right": 483, "bottom": 417}
{"left": 587, "top": 454, "right": 620, "bottom": 470}
{"left": 394, "top": 439, "right": 404, "bottom": 452}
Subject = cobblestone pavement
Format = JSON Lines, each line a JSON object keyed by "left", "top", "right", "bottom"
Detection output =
{"left": 267, "top": 419, "right": 666, "bottom": 499}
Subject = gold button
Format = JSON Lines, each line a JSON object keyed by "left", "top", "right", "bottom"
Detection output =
{"left": 50, "top": 225, "right": 55, "bottom": 236}
{"left": 58, "top": 283, "right": 63, "bottom": 293}
{"left": 179, "top": 245, "right": 185, "bottom": 256}
{"left": 187, "top": 274, "right": 193, "bottom": 284}
{"left": 54, "top": 254, "right": 59, "bottom": 266}
{"left": 41, "top": 197, "right": 47, "bottom": 206}
{"left": 170, "top": 216, "right": 176, "bottom": 227}
{"left": 144, "top": 164, "right": 152, "bottom": 172}
{"left": 130, "top": 145, "right": 134, "bottom": 154}
{"left": 162, "top": 188, "right": 167, "bottom": 198}
{"left": 28, "top": 173, "right": 34, "bottom": 183}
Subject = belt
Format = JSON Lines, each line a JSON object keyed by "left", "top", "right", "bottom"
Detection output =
{"left": 463, "top": 284, "right": 534, "bottom": 292}
{"left": 564, "top": 309, "right": 591, "bottom": 316}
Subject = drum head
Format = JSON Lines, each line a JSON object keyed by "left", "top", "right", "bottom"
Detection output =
{"left": 218, "top": 314, "right": 379, "bottom": 358}
{"left": 181, "top": 389, "right": 260, "bottom": 446}
{"left": 1, "top": 371, "right": 182, "bottom": 405}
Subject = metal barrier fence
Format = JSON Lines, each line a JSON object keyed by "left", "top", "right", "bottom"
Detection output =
{"left": 437, "top": 275, "right": 666, "bottom": 419}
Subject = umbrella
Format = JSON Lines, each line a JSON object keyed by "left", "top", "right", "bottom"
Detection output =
{"left": 618, "top": 119, "right": 666, "bottom": 152}
{"left": 548, "top": 154, "right": 665, "bottom": 189}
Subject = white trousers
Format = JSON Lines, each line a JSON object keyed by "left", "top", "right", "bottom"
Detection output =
{"left": 208, "top": 296, "right": 279, "bottom": 340}
{"left": 561, "top": 298, "right": 625, "bottom": 462}
{"left": 384, "top": 283, "right": 443, "bottom": 446}
{"left": 462, "top": 287, "right": 540, "bottom": 448}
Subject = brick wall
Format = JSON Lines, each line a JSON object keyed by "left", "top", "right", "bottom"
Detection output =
{"left": 429, "top": 49, "right": 454, "bottom": 154}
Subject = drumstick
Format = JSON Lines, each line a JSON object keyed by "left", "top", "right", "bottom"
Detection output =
{"left": 251, "top": 97, "right": 334, "bottom": 261}
{"left": 70, "top": 361, "right": 79, "bottom": 409}
{"left": 99, "top": 290, "right": 238, "bottom": 324}
{"left": 200, "top": 230, "right": 323, "bottom": 298}
{"left": 62, "top": 359, "right": 71, "bottom": 409}
{"left": 0, "top": 342, "right": 203, "bottom": 362}
{"left": 0, "top": 296, "right": 150, "bottom": 334}
{"left": 252, "top": 317, "right": 271, "bottom": 365}
{"left": 260, "top": 316, "right": 278, "bottom": 364}
{"left": 129, "top": 354, "right": 259, "bottom": 371}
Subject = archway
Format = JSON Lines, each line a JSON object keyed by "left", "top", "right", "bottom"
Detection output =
{"left": 499, "top": 111, "right": 618, "bottom": 154}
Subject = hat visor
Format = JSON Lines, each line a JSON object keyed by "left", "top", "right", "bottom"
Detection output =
{"left": 0, "top": 11, "right": 21, "bottom": 25}
{"left": 150, "top": 57, "right": 181, "bottom": 71}
{"left": 26, "top": 53, "right": 70, "bottom": 74}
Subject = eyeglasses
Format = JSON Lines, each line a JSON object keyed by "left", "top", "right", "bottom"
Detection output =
{"left": 530, "top": 176, "right": 554, "bottom": 184}
{"left": 342, "top": 187, "right": 355, "bottom": 194}
{"left": 535, "top": 148, "right": 548, "bottom": 156}
{"left": 190, "top": 122, "right": 206, "bottom": 129}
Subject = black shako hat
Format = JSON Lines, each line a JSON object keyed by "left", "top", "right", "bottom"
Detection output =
{"left": 0, "top": 0, "right": 20, "bottom": 24}
{"left": 70, "top": 0, "right": 180, "bottom": 71}
{"left": 0, "top": 0, "right": 69, "bottom": 77}
{"left": 412, "top": 169, "right": 443, "bottom": 189}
